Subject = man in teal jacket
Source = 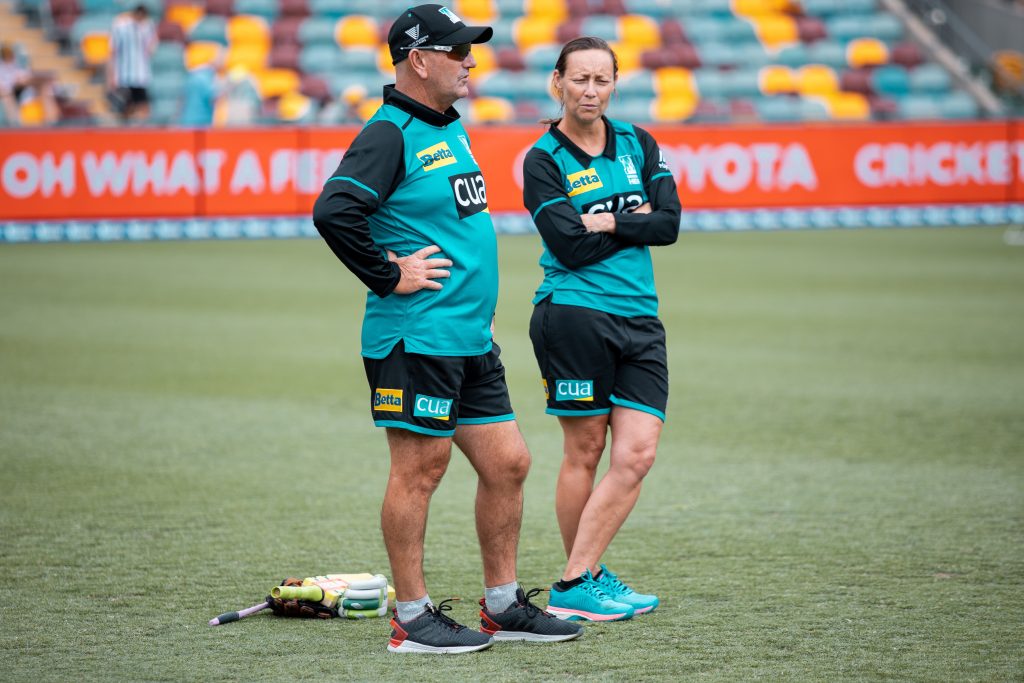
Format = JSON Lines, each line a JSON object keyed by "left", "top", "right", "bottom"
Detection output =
{"left": 312, "top": 4, "right": 581, "bottom": 655}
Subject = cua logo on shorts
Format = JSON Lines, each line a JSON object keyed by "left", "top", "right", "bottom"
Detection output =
{"left": 373, "top": 388, "right": 403, "bottom": 412}
{"left": 555, "top": 379, "right": 594, "bottom": 402}
{"left": 414, "top": 394, "right": 453, "bottom": 420}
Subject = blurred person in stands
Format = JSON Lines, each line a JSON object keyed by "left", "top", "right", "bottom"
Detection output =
{"left": 0, "top": 42, "right": 58, "bottom": 125}
{"left": 107, "top": 4, "right": 156, "bottom": 123}
{"left": 220, "top": 66, "right": 261, "bottom": 125}
{"left": 179, "top": 51, "right": 223, "bottom": 127}
{"left": 521, "top": 36, "right": 681, "bottom": 623}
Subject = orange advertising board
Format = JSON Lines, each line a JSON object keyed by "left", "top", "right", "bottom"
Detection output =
{"left": 1, "top": 121, "right": 1020, "bottom": 221}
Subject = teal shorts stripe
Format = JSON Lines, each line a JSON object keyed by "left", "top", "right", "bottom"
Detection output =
{"left": 458, "top": 413, "right": 516, "bottom": 425}
{"left": 373, "top": 420, "right": 455, "bottom": 437}
{"left": 545, "top": 407, "right": 611, "bottom": 417}
{"left": 650, "top": 172, "right": 673, "bottom": 183}
{"left": 610, "top": 395, "right": 665, "bottom": 422}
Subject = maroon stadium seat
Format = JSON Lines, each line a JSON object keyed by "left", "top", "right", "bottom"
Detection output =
{"left": 556, "top": 19, "right": 584, "bottom": 44}
{"left": 795, "top": 16, "right": 827, "bottom": 43}
{"left": 269, "top": 42, "right": 300, "bottom": 70}
{"left": 891, "top": 41, "right": 924, "bottom": 68}
{"left": 495, "top": 47, "right": 526, "bottom": 71}
{"left": 157, "top": 19, "right": 187, "bottom": 44}
{"left": 299, "top": 74, "right": 330, "bottom": 104}
{"left": 205, "top": 0, "right": 234, "bottom": 18}
{"left": 840, "top": 68, "right": 873, "bottom": 95}
{"left": 660, "top": 19, "right": 687, "bottom": 46}
{"left": 279, "top": 0, "right": 310, "bottom": 20}
{"left": 271, "top": 17, "right": 302, "bottom": 46}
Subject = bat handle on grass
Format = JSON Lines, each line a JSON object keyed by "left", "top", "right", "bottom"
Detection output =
{"left": 209, "top": 599, "right": 271, "bottom": 626}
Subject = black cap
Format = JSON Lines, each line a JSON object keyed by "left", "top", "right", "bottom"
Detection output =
{"left": 388, "top": 4, "right": 493, "bottom": 65}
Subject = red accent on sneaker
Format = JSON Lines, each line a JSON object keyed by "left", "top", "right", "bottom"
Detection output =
{"left": 479, "top": 608, "right": 501, "bottom": 635}
{"left": 389, "top": 617, "right": 409, "bottom": 647}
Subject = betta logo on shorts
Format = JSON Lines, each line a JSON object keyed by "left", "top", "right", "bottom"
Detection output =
{"left": 555, "top": 379, "right": 594, "bottom": 402}
{"left": 449, "top": 171, "right": 488, "bottom": 219}
{"left": 414, "top": 394, "right": 453, "bottom": 421}
{"left": 373, "top": 388, "right": 403, "bottom": 412}
{"left": 565, "top": 168, "right": 603, "bottom": 197}
{"left": 417, "top": 142, "right": 457, "bottom": 171}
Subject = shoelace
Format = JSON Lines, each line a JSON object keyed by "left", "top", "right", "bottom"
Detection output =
{"left": 518, "top": 587, "right": 549, "bottom": 619}
{"left": 598, "top": 568, "right": 633, "bottom": 595}
{"left": 580, "top": 578, "right": 614, "bottom": 601}
{"left": 428, "top": 598, "right": 465, "bottom": 631}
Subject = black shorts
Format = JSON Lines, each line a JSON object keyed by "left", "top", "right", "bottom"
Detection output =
{"left": 117, "top": 86, "right": 149, "bottom": 107}
{"left": 363, "top": 340, "right": 516, "bottom": 437}
{"left": 529, "top": 297, "right": 668, "bottom": 421}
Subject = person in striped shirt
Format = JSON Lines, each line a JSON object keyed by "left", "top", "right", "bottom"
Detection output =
{"left": 107, "top": 4, "right": 156, "bottom": 123}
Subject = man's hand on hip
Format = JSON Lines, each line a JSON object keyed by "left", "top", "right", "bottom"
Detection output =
{"left": 388, "top": 245, "right": 453, "bottom": 294}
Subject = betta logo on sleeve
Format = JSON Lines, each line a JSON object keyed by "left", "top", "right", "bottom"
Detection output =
{"left": 565, "top": 168, "right": 603, "bottom": 197}
{"left": 417, "top": 142, "right": 457, "bottom": 171}
{"left": 373, "top": 388, "right": 403, "bottom": 412}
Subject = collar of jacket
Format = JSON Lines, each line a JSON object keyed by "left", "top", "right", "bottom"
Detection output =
{"left": 548, "top": 116, "right": 618, "bottom": 168}
{"left": 382, "top": 84, "right": 460, "bottom": 128}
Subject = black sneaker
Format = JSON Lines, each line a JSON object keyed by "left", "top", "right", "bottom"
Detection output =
{"left": 479, "top": 587, "right": 584, "bottom": 643}
{"left": 387, "top": 599, "right": 494, "bottom": 654}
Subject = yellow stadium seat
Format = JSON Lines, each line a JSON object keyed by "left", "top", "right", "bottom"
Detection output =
{"left": 454, "top": 0, "right": 496, "bottom": 23}
{"left": 751, "top": 15, "right": 798, "bottom": 49}
{"left": 357, "top": 97, "right": 383, "bottom": 121}
{"left": 732, "top": 0, "right": 789, "bottom": 16}
{"left": 19, "top": 97, "right": 45, "bottom": 126}
{"left": 255, "top": 68, "right": 300, "bottom": 98}
{"left": 278, "top": 91, "right": 312, "bottom": 121}
{"left": 846, "top": 38, "right": 889, "bottom": 68}
{"left": 797, "top": 64, "right": 838, "bottom": 95}
{"left": 609, "top": 42, "right": 641, "bottom": 76}
{"left": 524, "top": 0, "right": 566, "bottom": 21}
{"left": 824, "top": 92, "right": 870, "bottom": 120}
{"left": 758, "top": 65, "right": 797, "bottom": 94}
{"left": 470, "top": 96, "right": 514, "bottom": 123}
{"left": 470, "top": 43, "right": 496, "bottom": 77}
{"left": 166, "top": 4, "right": 204, "bottom": 33}
{"left": 227, "top": 15, "right": 270, "bottom": 48}
{"left": 185, "top": 41, "right": 223, "bottom": 70}
{"left": 513, "top": 16, "right": 558, "bottom": 51}
{"left": 377, "top": 43, "right": 396, "bottom": 75}
{"left": 336, "top": 15, "right": 379, "bottom": 49}
{"left": 653, "top": 92, "right": 697, "bottom": 122}
{"left": 80, "top": 32, "right": 111, "bottom": 67}
{"left": 653, "top": 67, "right": 696, "bottom": 97}
{"left": 226, "top": 43, "right": 268, "bottom": 71}
{"left": 617, "top": 15, "right": 660, "bottom": 50}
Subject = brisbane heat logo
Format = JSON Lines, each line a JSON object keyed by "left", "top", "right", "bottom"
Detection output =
{"left": 449, "top": 171, "right": 488, "bottom": 219}
{"left": 417, "top": 142, "right": 457, "bottom": 171}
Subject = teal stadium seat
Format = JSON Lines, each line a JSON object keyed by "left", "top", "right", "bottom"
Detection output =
{"left": 723, "top": 68, "right": 761, "bottom": 98}
{"left": 495, "top": 0, "right": 526, "bottom": 19}
{"left": 579, "top": 16, "right": 619, "bottom": 43}
{"left": 897, "top": 94, "right": 941, "bottom": 120}
{"left": 308, "top": 0, "right": 348, "bottom": 20}
{"left": 477, "top": 70, "right": 551, "bottom": 100}
{"left": 610, "top": 97, "right": 655, "bottom": 123}
{"left": 297, "top": 16, "right": 337, "bottom": 47}
{"left": 801, "top": 0, "right": 877, "bottom": 17}
{"left": 488, "top": 18, "right": 516, "bottom": 48}
{"left": 827, "top": 13, "right": 903, "bottom": 43}
{"left": 616, "top": 72, "right": 654, "bottom": 98}
{"left": 683, "top": 16, "right": 757, "bottom": 44}
{"left": 909, "top": 63, "right": 951, "bottom": 93}
{"left": 335, "top": 48, "right": 379, "bottom": 72}
{"left": 328, "top": 71, "right": 388, "bottom": 99}
{"left": 70, "top": 14, "right": 116, "bottom": 48}
{"left": 151, "top": 42, "right": 185, "bottom": 74}
{"left": 756, "top": 96, "right": 803, "bottom": 122}
{"left": 523, "top": 45, "right": 563, "bottom": 72}
{"left": 299, "top": 43, "right": 338, "bottom": 75}
{"left": 694, "top": 70, "right": 728, "bottom": 98}
{"left": 189, "top": 16, "right": 228, "bottom": 44}
{"left": 234, "top": 0, "right": 279, "bottom": 20}
{"left": 939, "top": 91, "right": 978, "bottom": 119}
{"left": 623, "top": 0, "right": 677, "bottom": 20}
{"left": 149, "top": 96, "right": 180, "bottom": 125}
{"left": 870, "top": 64, "right": 910, "bottom": 95}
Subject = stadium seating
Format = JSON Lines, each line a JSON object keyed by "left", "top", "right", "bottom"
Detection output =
{"left": 2, "top": 0, "right": 989, "bottom": 126}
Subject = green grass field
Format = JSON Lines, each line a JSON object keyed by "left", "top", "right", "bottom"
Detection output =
{"left": 1, "top": 228, "right": 1022, "bottom": 681}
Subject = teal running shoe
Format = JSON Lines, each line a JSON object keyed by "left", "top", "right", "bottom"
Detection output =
{"left": 594, "top": 565, "right": 659, "bottom": 615}
{"left": 546, "top": 570, "right": 634, "bottom": 622}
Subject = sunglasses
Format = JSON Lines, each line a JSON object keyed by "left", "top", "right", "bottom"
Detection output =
{"left": 401, "top": 43, "right": 472, "bottom": 60}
